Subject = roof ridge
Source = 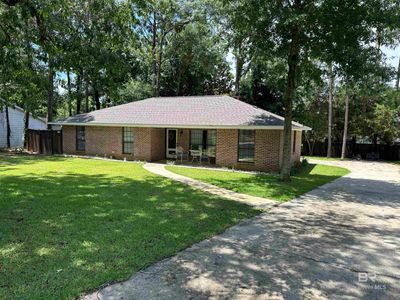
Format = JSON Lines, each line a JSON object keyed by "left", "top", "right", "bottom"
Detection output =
{"left": 149, "top": 95, "right": 228, "bottom": 99}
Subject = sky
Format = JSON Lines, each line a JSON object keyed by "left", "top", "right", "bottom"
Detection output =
{"left": 383, "top": 45, "right": 399, "bottom": 68}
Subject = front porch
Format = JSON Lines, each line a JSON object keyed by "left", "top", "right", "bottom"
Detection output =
{"left": 165, "top": 128, "right": 217, "bottom": 164}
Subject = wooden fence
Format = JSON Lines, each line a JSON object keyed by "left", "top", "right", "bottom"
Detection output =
{"left": 28, "top": 129, "right": 62, "bottom": 154}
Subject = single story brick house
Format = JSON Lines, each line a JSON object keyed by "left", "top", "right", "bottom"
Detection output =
{"left": 50, "top": 95, "right": 310, "bottom": 172}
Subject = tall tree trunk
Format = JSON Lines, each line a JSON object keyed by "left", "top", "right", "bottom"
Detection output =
{"left": 327, "top": 65, "right": 334, "bottom": 157}
{"left": 310, "top": 140, "right": 316, "bottom": 156}
{"left": 5, "top": 105, "right": 11, "bottom": 148}
{"left": 47, "top": 57, "right": 54, "bottom": 128}
{"left": 155, "top": 45, "right": 162, "bottom": 97}
{"left": 85, "top": 80, "right": 89, "bottom": 112}
{"left": 341, "top": 92, "right": 349, "bottom": 160}
{"left": 152, "top": 12, "right": 157, "bottom": 97}
{"left": 176, "top": 70, "right": 182, "bottom": 96}
{"left": 235, "top": 53, "right": 243, "bottom": 98}
{"left": 76, "top": 72, "right": 82, "bottom": 114}
{"left": 396, "top": 54, "right": 400, "bottom": 90}
{"left": 305, "top": 134, "right": 312, "bottom": 156}
{"left": 155, "top": 31, "right": 165, "bottom": 97}
{"left": 24, "top": 111, "right": 29, "bottom": 148}
{"left": 280, "top": 25, "right": 300, "bottom": 181}
{"left": 67, "top": 70, "right": 72, "bottom": 116}
{"left": 94, "top": 90, "right": 100, "bottom": 110}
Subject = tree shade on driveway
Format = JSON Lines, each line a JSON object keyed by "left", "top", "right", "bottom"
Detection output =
{"left": 83, "top": 160, "right": 400, "bottom": 299}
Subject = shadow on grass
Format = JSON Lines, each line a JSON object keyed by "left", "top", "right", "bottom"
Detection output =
{"left": 167, "top": 164, "right": 348, "bottom": 202}
{"left": 0, "top": 156, "right": 258, "bottom": 299}
{"left": 94, "top": 173, "right": 400, "bottom": 299}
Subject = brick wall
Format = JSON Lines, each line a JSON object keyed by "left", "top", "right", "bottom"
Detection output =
{"left": 216, "top": 129, "right": 291, "bottom": 173}
{"left": 215, "top": 129, "right": 238, "bottom": 168}
{"left": 86, "top": 126, "right": 124, "bottom": 158}
{"left": 254, "top": 129, "right": 281, "bottom": 172}
{"left": 291, "top": 130, "right": 302, "bottom": 163}
{"left": 178, "top": 129, "right": 190, "bottom": 150}
{"left": 132, "top": 128, "right": 152, "bottom": 160}
{"left": 62, "top": 125, "right": 301, "bottom": 171}
{"left": 151, "top": 128, "right": 166, "bottom": 161}
{"left": 62, "top": 126, "right": 76, "bottom": 154}
{"left": 62, "top": 125, "right": 162, "bottom": 161}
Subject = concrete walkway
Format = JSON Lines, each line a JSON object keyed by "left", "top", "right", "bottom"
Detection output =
{"left": 143, "top": 163, "right": 278, "bottom": 210}
{"left": 83, "top": 160, "right": 400, "bottom": 300}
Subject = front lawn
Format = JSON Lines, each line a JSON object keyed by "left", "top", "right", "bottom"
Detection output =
{"left": 0, "top": 155, "right": 258, "bottom": 299}
{"left": 166, "top": 164, "right": 350, "bottom": 202}
{"left": 304, "top": 156, "right": 344, "bottom": 161}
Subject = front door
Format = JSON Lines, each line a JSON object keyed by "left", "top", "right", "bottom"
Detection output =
{"left": 166, "top": 129, "right": 178, "bottom": 158}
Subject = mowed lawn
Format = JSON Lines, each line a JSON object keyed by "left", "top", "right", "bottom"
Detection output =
{"left": 166, "top": 164, "right": 350, "bottom": 202}
{"left": 303, "top": 156, "right": 344, "bottom": 161}
{"left": 0, "top": 155, "right": 259, "bottom": 299}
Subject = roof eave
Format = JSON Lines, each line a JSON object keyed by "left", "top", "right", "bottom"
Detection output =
{"left": 48, "top": 122, "right": 309, "bottom": 131}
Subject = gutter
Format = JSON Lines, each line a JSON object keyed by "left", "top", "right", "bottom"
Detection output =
{"left": 48, "top": 122, "right": 311, "bottom": 131}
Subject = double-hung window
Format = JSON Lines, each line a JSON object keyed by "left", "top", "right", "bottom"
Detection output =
{"left": 76, "top": 126, "right": 85, "bottom": 151}
{"left": 206, "top": 130, "right": 216, "bottom": 157}
{"left": 123, "top": 127, "right": 134, "bottom": 154}
{"left": 190, "top": 130, "right": 216, "bottom": 157}
{"left": 190, "top": 130, "right": 203, "bottom": 150}
{"left": 238, "top": 130, "right": 255, "bottom": 162}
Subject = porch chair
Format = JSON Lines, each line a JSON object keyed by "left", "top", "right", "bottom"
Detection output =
{"left": 202, "top": 147, "right": 215, "bottom": 164}
{"left": 190, "top": 145, "right": 202, "bottom": 163}
{"left": 176, "top": 146, "right": 189, "bottom": 163}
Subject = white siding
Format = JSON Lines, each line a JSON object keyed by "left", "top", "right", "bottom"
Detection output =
{"left": 0, "top": 107, "right": 46, "bottom": 148}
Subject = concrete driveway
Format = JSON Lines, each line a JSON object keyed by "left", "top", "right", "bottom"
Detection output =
{"left": 84, "top": 160, "right": 400, "bottom": 300}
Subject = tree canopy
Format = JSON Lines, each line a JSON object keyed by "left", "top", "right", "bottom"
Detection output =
{"left": 1, "top": 0, "right": 399, "bottom": 178}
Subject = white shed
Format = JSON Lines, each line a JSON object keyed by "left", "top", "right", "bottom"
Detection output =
{"left": 0, "top": 106, "right": 47, "bottom": 148}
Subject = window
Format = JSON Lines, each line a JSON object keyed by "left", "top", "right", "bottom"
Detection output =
{"left": 76, "top": 126, "right": 85, "bottom": 151}
{"left": 238, "top": 130, "right": 255, "bottom": 162}
{"left": 206, "top": 130, "right": 216, "bottom": 157}
{"left": 190, "top": 130, "right": 203, "bottom": 150}
{"left": 190, "top": 130, "right": 216, "bottom": 157}
{"left": 123, "top": 127, "right": 134, "bottom": 154}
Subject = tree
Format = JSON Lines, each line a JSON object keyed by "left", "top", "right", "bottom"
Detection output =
{"left": 340, "top": 91, "right": 350, "bottom": 159}
{"left": 133, "top": 0, "right": 194, "bottom": 97}
{"left": 327, "top": 65, "right": 334, "bottom": 157}
{"left": 369, "top": 103, "right": 399, "bottom": 145}
{"left": 1, "top": 0, "right": 47, "bottom": 146}
{"left": 162, "top": 20, "right": 232, "bottom": 96}
{"left": 396, "top": 49, "right": 400, "bottom": 90}
{"left": 296, "top": 84, "right": 327, "bottom": 156}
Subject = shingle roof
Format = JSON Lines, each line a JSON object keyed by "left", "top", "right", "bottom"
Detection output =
{"left": 51, "top": 95, "right": 309, "bottom": 130}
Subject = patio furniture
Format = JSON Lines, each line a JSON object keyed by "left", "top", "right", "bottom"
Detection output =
{"left": 202, "top": 147, "right": 216, "bottom": 164}
{"left": 190, "top": 146, "right": 202, "bottom": 163}
{"left": 176, "top": 146, "right": 189, "bottom": 163}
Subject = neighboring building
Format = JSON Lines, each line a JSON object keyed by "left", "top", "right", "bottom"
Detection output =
{"left": 0, "top": 105, "right": 47, "bottom": 148}
{"left": 51, "top": 96, "right": 310, "bottom": 172}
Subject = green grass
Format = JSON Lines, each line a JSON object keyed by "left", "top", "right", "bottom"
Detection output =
{"left": 0, "top": 155, "right": 259, "bottom": 299}
{"left": 166, "top": 164, "right": 350, "bottom": 202}
{"left": 304, "top": 155, "right": 344, "bottom": 161}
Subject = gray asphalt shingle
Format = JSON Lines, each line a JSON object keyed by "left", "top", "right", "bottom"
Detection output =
{"left": 53, "top": 95, "right": 308, "bottom": 129}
